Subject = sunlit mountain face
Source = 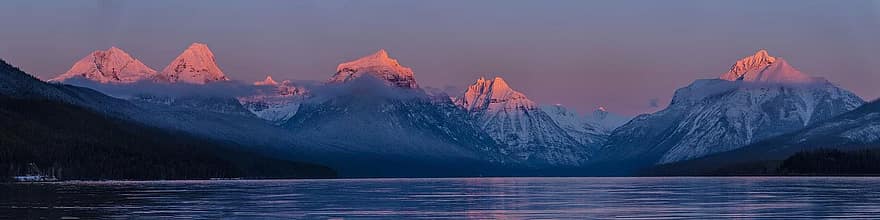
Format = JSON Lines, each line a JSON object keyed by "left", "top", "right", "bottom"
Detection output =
{"left": 51, "top": 47, "right": 157, "bottom": 84}
{"left": 52, "top": 43, "right": 229, "bottom": 85}
{"left": 157, "top": 43, "right": 230, "bottom": 84}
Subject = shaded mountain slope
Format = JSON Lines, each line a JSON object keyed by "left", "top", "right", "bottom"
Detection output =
{"left": 0, "top": 97, "right": 335, "bottom": 180}
{"left": 283, "top": 77, "right": 508, "bottom": 177}
{"left": 647, "top": 100, "right": 880, "bottom": 176}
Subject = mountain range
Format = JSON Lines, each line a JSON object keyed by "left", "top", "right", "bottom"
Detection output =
{"left": 2, "top": 45, "right": 873, "bottom": 179}
{"left": 52, "top": 43, "right": 229, "bottom": 84}
{"left": 0, "top": 59, "right": 335, "bottom": 180}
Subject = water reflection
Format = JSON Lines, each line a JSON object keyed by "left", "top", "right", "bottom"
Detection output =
{"left": 1, "top": 177, "right": 880, "bottom": 219}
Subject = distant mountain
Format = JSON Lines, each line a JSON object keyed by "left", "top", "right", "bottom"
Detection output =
{"left": 157, "top": 43, "right": 229, "bottom": 84}
{"left": 540, "top": 105, "right": 610, "bottom": 145}
{"left": 456, "top": 76, "right": 596, "bottom": 166}
{"left": 648, "top": 100, "right": 880, "bottom": 176}
{"left": 585, "top": 106, "right": 632, "bottom": 133}
{"left": 0, "top": 59, "right": 335, "bottom": 180}
{"left": 329, "top": 49, "right": 419, "bottom": 89}
{"left": 50, "top": 47, "right": 157, "bottom": 83}
{"left": 51, "top": 43, "right": 229, "bottom": 85}
{"left": 239, "top": 76, "right": 309, "bottom": 122}
{"left": 542, "top": 105, "right": 632, "bottom": 135}
{"left": 597, "top": 49, "right": 864, "bottom": 171}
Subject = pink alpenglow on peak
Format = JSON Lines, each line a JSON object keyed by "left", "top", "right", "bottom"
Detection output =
{"left": 51, "top": 47, "right": 157, "bottom": 83}
{"left": 251, "top": 75, "right": 301, "bottom": 96}
{"left": 254, "top": 75, "right": 279, "bottom": 86}
{"left": 159, "top": 43, "right": 229, "bottom": 84}
{"left": 719, "top": 49, "right": 816, "bottom": 84}
{"left": 456, "top": 76, "right": 537, "bottom": 112}
{"left": 721, "top": 49, "right": 776, "bottom": 81}
{"left": 329, "top": 49, "right": 419, "bottom": 88}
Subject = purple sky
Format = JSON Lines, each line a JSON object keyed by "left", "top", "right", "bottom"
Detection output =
{"left": 1, "top": 0, "right": 878, "bottom": 115}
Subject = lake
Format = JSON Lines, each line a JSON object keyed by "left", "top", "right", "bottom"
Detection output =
{"left": 2, "top": 177, "right": 879, "bottom": 219}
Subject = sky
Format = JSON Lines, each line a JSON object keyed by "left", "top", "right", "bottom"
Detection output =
{"left": 1, "top": 0, "right": 878, "bottom": 115}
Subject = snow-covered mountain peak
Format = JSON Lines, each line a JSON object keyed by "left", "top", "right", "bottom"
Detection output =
{"left": 721, "top": 49, "right": 776, "bottom": 81}
{"left": 373, "top": 49, "right": 390, "bottom": 59}
{"left": 240, "top": 75, "right": 307, "bottom": 122}
{"left": 254, "top": 75, "right": 279, "bottom": 86}
{"left": 585, "top": 106, "right": 632, "bottom": 133}
{"left": 593, "top": 106, "right": 609, "bottom": 119}
{"left": 457, "top": 76, "right": 536, "bottom": 112}
{"left": 250, "top": 75, "right": 301, "bottom": 95}
{"left": 329, "top": 49, "right": 418, "bottom": 88}
{"left": 185, "top": 42, "right": 211, "bottom": 53}
{"left": 51, "top": 46, "right": 157, "bottom": 83}
{"left": 541, "top": 104, "right": 582, "bottom": 119}
{"left": 159, "top": 42, "right": 229, "bottom": 84}
{"left": 719, "top": 49, "right": 815, "bottom": 83}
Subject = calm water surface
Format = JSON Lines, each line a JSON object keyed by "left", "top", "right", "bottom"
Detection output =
{"left": 1, "top": 177, "right": 879, "bottom": 219}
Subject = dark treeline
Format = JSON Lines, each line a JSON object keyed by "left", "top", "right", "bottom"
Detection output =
{"left": 0, "top": 97, "right": 335, "bottom": 181}
{"left": 646, "top": 146, "right": 880, "bottom": 176}
{"left": 779, "top": 148, "right": 880, "bottom": 175}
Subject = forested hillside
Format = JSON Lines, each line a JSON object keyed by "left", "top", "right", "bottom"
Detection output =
{"left": 0, "top": 97, "right": 335, "bottom": 181}
{"left": 779, "top": 148, "right": 880, "bottom": 175}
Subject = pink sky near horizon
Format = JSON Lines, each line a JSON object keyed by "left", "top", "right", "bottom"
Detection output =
{"left": 1, "top": 0, "right": 878, "bottom": 115}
